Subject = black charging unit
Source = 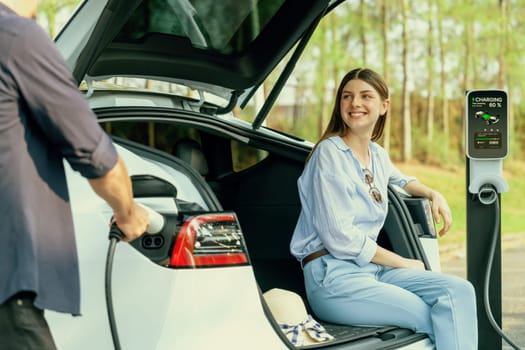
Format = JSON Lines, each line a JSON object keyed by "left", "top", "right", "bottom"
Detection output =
{"left": 465, "top": 90, "right": 521, "bottom": 349}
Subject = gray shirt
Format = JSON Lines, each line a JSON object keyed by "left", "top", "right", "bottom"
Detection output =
{"left": 0, "top": 4, "right": 118, "bottom": 315}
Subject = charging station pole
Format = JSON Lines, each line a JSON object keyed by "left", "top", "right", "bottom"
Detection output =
{"left": 465, "top": 90, "right": 508, "bottom": 350}
{"left": 466, "top": 172, "right": 502, "bottom": 349}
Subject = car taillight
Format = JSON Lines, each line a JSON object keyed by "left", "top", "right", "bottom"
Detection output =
{"left": 169, "top": 212, "right": 249, "bottom": 268}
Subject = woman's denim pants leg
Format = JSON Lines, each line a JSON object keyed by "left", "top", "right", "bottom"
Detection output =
{"left": 303, "top": 255, "right": 477, "bottom": 350}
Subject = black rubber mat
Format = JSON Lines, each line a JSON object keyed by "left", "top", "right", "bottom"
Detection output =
{"left": 300, "top": 323, "right": 398, "bottom": 348}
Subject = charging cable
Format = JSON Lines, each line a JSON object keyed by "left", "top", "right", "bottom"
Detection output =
{"left": 105, "top": 205, "right": 165, "bottom": 350}
{"left": 106, "top": 224, "right": 124, "bottom": 350}
{"left": 478, "top": 185, "right": 522, "bottom": 350}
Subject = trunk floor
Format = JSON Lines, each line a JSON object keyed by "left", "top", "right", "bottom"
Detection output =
{"left": 300, "top": 323, "right": 398, "bottom": 348}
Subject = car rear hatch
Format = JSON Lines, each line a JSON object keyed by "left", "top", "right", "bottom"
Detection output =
{"left": 56, "top": 0, "right": 340, "bottom": 123}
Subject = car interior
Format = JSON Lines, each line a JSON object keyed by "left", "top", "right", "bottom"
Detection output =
{"left": 108, "top": 120, "right": 433, "bottom": 348}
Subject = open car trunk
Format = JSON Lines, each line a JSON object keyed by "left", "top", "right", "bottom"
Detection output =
{"left": 97, "top": 109, "right": 437, "bottom": 349}
{"left": 216, "top": 151, "right": 435, "bottom": 349}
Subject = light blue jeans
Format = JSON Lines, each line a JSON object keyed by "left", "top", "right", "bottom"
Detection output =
{"left": 304, "top": 255, "right": 477, "bottom": 350}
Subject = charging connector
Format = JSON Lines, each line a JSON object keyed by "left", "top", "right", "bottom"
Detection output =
{"left": 105, "top": 205, "right": 166, "bottom": 350}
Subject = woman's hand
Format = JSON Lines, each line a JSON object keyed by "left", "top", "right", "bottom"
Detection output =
{"left": 429, "top": 190, "right": 452, "bottom": 237}
{"left": 403, "top": 181, "right": 453, "bottom": 237}
{"left": 373, "top": 246, "right": 426, "bottom": 270}
{"left": 401, "top": 257, "right": 426, "bottom": 270}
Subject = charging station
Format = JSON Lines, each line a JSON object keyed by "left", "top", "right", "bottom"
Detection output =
{"left": 465, "top": 89, "right": 512, "bottom": 349}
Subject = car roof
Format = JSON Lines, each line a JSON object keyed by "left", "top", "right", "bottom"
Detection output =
{"left": 57, "top": 0, "right": 341, "bottom": 111}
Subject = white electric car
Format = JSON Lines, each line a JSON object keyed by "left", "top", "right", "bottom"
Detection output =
{"left": 48, "top": 0, "right": 440, "bottom": 349}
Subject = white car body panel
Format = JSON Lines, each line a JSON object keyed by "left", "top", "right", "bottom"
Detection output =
{"left": 419, "top": 237, "right": 441, "bottom": 272}
{"left": 56, "top": 0, "right": 107, "bottom": 70}
{"left": 399, "top": 339, "right": 435, "bottom": 349}
{"left": 46, "top": 145, "right": 286, "bottom": 349}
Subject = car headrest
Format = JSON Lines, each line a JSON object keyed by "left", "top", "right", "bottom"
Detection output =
{"left": 172, "top": 138, "right": 209, "bottom": 177}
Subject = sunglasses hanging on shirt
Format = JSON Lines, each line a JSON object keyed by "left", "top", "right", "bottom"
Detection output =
{"left": 362, "top": 168, "right": 383, "bottom": 204}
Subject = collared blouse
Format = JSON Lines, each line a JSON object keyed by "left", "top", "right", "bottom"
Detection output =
{"left": 290, "top": 136, "right": 415, "bottom": 267}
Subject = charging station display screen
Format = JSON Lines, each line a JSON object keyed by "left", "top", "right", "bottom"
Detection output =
{"left": 466, "top": 90, "right": 508, "bottom": 159}
{"left": 474, "top": 131, "right": 501, "bottom": 149}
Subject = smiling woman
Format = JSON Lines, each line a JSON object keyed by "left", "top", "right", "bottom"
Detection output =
{"left": 291, "top": 68, "right": 477, "bottom": 350}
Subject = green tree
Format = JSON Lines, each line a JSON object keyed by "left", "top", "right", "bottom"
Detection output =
{"left": 425, "top": 0, "right": 436, "bottom": 154}
{"left": 359, "top": 0, "right": 368, "bottom": 65}
{"left": 400, "top": 0, "right": 412, "bottom": 161}
{"left": 37, "top": 0, "right": 80, "bottom": 38}
{"left": 381, "top": 0, "right": 392, "bottom": 153}
{"left": 436, "top": 0, "right": 450, "bottom": 162}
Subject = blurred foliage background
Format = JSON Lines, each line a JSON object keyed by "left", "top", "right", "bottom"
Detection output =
{"left": 250, "top": 0, "right": 525, "bottom": 166}
{"left": 38, "top": 0, "right": 525, "bottom": 241}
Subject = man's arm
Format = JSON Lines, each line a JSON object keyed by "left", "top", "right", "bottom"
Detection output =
{"left": 88, "top": 157, "right": 149, "bottom": 242}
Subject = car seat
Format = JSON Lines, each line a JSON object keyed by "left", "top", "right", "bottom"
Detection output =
{"left": 172, "top": 138, "right": 209, "bottom": 177}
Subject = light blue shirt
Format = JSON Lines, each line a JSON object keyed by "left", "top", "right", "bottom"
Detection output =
{"left": 290, "top": 136, "right": 416, "bottom": 267}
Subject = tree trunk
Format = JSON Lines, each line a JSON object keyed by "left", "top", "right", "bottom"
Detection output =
{"left": 359, "top": 0, "right": 368, "bottom": 65}
{"left": 497, "top": 0, "right": 508, "bottom": 90}
{"left": 381, "top": 0, "right": 391, "bottom": 153}
{"left": 401, "top": 0, "right": 412, "bottom": 161}
{"left": 315, "top": 21, "right": 328, "bottom": 137}
{"left": 460, "top": 0, "right": 473, "bottom": 157}
{"left": 436, "top": 0, "right": 449, "bottom": 159}
{"left": 425, "top": 0, "right": 435, "bottom": 158}
{"left": 498, "top": 0, "right": 513, "bottom": 153}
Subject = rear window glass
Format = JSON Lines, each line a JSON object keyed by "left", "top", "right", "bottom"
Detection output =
{"left": 100, "top": 121, "right": 199, "bottom": 153}
{"left": 116, "top": 0, "right": 285, "bottom": 54}
{"left": 231, "top": 140, "right": 268, "bottom": 172}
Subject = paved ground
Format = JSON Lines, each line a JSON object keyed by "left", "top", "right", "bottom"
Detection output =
{"left": 440, "top": 234, "right": 525, "bottom": 349}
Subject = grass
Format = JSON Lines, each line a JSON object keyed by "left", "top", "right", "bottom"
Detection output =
{"left": 395, "top": 161, "right": 525, "bottom": 245}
